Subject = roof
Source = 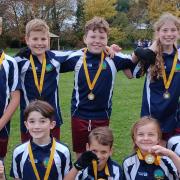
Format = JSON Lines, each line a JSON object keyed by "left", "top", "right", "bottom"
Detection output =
{"left": 49, "top": 32, "right": 59, "bottom": 38}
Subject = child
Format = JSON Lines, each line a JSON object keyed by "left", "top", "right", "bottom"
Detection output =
{"left": 64, "top": 126, "right": 123, "bottom": 179}
{"left": 14, "top": 19, "right": 73, "bottom": 142}
{"left": 123, "top": 116, "right": 179, "bottom": 180}
{"left": 167, "top": 135, "right": 180, "bottom": 156}
{"left": 0, "top": 17, "right": 20, "bottom": 159}
{"left": 10, "top": 100, "right": 72, "bottom": 180}
{"left": 133, "top": 13, "right": 180, "bottom": 142}
{"left": 60, "top": 16, "right": 154, "bottom": 158}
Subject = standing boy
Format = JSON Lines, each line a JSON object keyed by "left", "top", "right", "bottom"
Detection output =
{"left": 10, "top": 100, "right": 72, "bottom": 180}
{"left": 59, "top": 16, "right": 150, "bottom": 157}
{"left": 0, "top": 17, "right": 20, "bottom": 159}
{"left": 64, "top": 126, "right": 123, "bottom": 179}
{"left": 14, "top": 19, "right": 72, "bottom": 142}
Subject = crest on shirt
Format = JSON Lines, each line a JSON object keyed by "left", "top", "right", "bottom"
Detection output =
{"left": 43, "top": 157, "right": 49, "bottom": 168}
{"left": 175, "top": 61, "right": 180, "bottom": 72}
{"left": 46, "top": 64, "right": 53, "bottom": 72}
{"left": 154, "top": 169, "right": 165, "bottom": 179}
{"left": 102, "top": 62, "right": 107, "bottom": 70}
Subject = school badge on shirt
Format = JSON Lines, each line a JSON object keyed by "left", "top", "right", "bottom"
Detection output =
{"left": 175, "top": 61, "right": 180, "bottom": 72}
{"left": 46, "top": 64, "right": 54, "bottom": 72}
{"left": 154, "top": 169, "right": 165, "bottom": 179}
{"left": 102, "top": 62, "right": 107, "bottom": 70}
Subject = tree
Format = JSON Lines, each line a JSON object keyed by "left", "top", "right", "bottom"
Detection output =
{"left": 84, "top": 0, "right": 117, "bottom": 21}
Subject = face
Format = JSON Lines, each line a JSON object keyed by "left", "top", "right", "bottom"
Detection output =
{"left": 157, "top": 20, "right": 179, "bottom": 47}
{"left": 25, "top": 30, "right": 49, "bottom": 57}
{"left": 134, "top": 122, "right": 159, "bottom": 154}
{"left": 84, "top": 29, "right": 108, "bottom": 54}
{"left": 86, "top": 139, "right": 112, "bottom": 171}
{"left": 25, "top": 111, "right": 55, "bottom": 144}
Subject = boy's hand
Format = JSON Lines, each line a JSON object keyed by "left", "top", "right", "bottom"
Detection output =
{"left": 134, "top": 47, "right": 156, "bottom": 65}
{"left": 74, "top": 151, "right": 98, "bottom": 170}
{"left": 110, "top": 44, "right": 122, "bottom": 53}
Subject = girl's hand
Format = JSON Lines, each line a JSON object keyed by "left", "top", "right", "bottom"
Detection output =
{"left": 150, "top": 145, "right": 170, "bottom": 156}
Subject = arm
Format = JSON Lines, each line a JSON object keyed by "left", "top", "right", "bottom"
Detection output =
{"left": 0, "top": 90, "right": 20, "bottom": 130}
{"left": 151, "top": 145, "right": 180, "bottom": 174}
{"left": 0, "top": 161, "right": 5, "bottom": 180}
{"left": 64, "top": 151, "right": 98, "bottom": 180}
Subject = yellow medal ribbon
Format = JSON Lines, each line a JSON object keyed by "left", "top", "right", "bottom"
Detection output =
{"left": 137, "top": 149, "right": 161, "bottom": 165}
{"left": 161, "top": 51, "right": 178, "bottom": 91}
{"left": 92, "top": 159, "right": 110, "bottom": 180}
{"left": 0, "top": 51, "right": 5, "bottom": 65}
{"left": 83, "top": 48, "right": 105, "bottom": 91}
{"left": 29, "top": 54, "right": 46, "bottom": 95}
{"left": 28, "top": 138, "right": 56, "bottom": 180}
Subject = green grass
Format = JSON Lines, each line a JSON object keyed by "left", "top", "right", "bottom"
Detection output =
{"left": 4, "top": 49, "right": 144, "bottom": 179}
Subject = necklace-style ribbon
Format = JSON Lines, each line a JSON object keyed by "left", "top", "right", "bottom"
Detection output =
{"left": 92, "top": 159, "right": 110, "bottom": 180}
{"left": 29, "top": 54, "right": 46, "bottom": 95}
{"left": 161, "top": 51, "right": 178, "bottom": 92}
{"left": 137, "top": 149, "right": 160, "bottom": 165}
{"left": 83, "top": 48, "right": 104, "bottom": 92}
{"left": 28, "top": 138, "right": 56, "bottom": 180}
{"left": 0, "top": 51, "right": 5, "bottom": 65}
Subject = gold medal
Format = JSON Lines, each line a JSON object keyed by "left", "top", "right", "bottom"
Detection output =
{"left": 163, "top": 91, "right": 170, "bottom": 99}
{"left": 145, "top": 154, "right": 155, "bottom": 164}
{"left": 88, "top": 92, "right": 95, "bottom": 100}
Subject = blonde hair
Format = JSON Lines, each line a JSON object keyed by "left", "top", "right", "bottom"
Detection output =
{"left": 131, "top": 116, "right": 162, "bottom": 151}
{"left": 84, "top": 16, "right": 109, "bottom": 36}
{"left": 150, "top": 13, "right": 180, "bottom": 80}
{"left": 88, "top": 126, "right": 113, "bottom": 148}
{"left": 26, "top": 18, "right": 49, "bottom": 37}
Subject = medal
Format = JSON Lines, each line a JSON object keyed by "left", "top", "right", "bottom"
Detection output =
{"left": 163, "top": 91, "right": 170, "bottom": 99}
{"left": 161, "top": 51, "right": 178, "bottom": 99}
{"left": 83, "top": 48, "right": 104, "bottom": 101}
{"left": 88, "top": 92, "right": 95, "bottom": 100}
{"left": 145, "top": 154, "right": 155, "bottom": 164}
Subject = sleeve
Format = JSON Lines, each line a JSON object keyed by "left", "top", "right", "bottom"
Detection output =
{"left": 122, "top": 161, "right": 131, "bottom": 180}
{"left": 10, "top": 150, "right": 22, "bottom": 179}
{"left": 8, "top": 59, "right": 21, "bottom": 92}
{"left": 64, "top": 148, "right": 73, "bottom": 176}
{"left": 113, "top": 53, "right": 136, "bottom": 72}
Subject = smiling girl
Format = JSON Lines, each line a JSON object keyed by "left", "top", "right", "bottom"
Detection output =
{"left": 122, "top": 116, "right": 179, "bottom": 180}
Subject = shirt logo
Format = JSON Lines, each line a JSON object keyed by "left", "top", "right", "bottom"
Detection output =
{"left": 154, "top": 169, "right": 165, "bottom": 179}
{"left": 102, "top": 62, "right": 107, "bottom": 70}
{"left": 46, "top": 64, "right": 53, "bottom": 72}
{"left": 137, "top": 171, "right": 148, "bottom": 176}
{"left": 175, "top": 63, "right": 180, "bottom": 72}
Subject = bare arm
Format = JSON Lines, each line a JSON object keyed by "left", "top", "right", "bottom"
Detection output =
{"left": 151, "top": 145, "right": 180, "bottom": 174}
{"left": 0, "top": 161, "right": 5, "bottom": 180}
{"left": 64, "top": 167, "right": 79, "bottom": 180}
{"left": 0, "top": 90, "right": 20, "bottom": 130}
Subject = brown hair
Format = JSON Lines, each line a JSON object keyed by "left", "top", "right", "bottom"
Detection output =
{"left": 24, "top": 100, "right": 55, "bottom": 121}
{"left": 131, "top": 116, "right": 162, "bottom": 151}
{"left": 88, "top": 126, "right": 113, "bottom": 148}
{"left": 84, "top": 16, "right": 109, "bottom": 36}
{"left": 150, "top": 12, "right": 180, "bottom": 80}
{"left": 25, "top": 18, "right": 49, "bottom": 37}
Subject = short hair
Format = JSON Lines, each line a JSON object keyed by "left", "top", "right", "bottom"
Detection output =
{"left": 25, "top": 18, "right": 49, "bottom": 37}
{"left": 88, "top": 126, "right": 113, "bottom": 148}
{"left": 24, "top": 100, "right": 55, "bottom": 121}
{"left": 131, "top": 116, "right": 162, "bottom": 151}
{"left": 84, "top": 16, "right": 109, "bottom": 36}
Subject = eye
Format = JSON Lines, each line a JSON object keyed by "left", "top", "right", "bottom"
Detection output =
{"left": 28, "top": 120, "right": 35, "bottom": 124}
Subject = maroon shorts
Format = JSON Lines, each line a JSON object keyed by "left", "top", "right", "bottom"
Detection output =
{"left": 162, "top": 129, "right": 180, "bottom": 141}
{"left": 0, "top": 138, "right": 8, "bottom": 158}
{"left": 71, "top": 117, "right": 109, "bottom": 153}
{"left": 21, "top": 127, "right": 61, "bottom": 143}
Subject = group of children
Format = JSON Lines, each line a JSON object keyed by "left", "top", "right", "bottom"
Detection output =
{"left": 0, "top": 11, "right": 179, "bottom": 179}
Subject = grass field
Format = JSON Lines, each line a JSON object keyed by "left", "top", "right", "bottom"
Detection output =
{"left": 4, "top": 49, "right": 145, "bottom": 179}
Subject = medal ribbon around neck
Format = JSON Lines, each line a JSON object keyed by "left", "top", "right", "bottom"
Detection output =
{"left": 161, "top": 51, "right": 178, "bottom": 91}
{"left": 30, "top": 54, "right": 46, "bottom": 95}
{"left": 92, "top": 159, "right": 110, "bottom": 180}
{"left": 28, "top": 138, "right": 56, "bottom": 180}
{"left": 137, "top": 149, "right": 160, "bottom": 165}
{"left": 83, "top": 48, "right": 105, "bottom": 91}
{"left": 0, "top": 51, "right": 5, "bottom": 65}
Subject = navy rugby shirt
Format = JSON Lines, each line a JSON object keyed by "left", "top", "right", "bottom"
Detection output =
{"left": 60, "top": 49, "right": 136, "bottom": 120}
